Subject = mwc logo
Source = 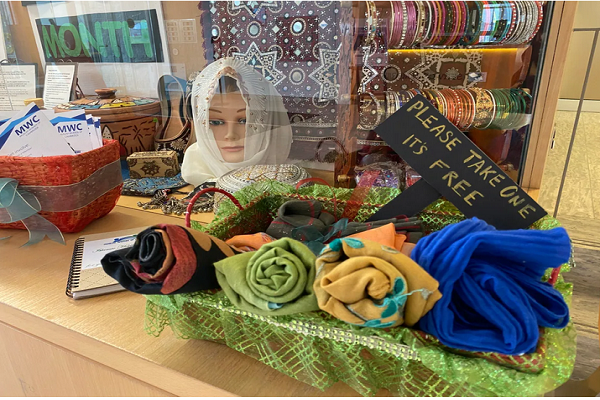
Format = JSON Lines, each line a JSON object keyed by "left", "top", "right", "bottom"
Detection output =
{"left": 57, "top": 123, "right": 83, "bottom": 133}
{"left": 14, "top": 115, "right": 40, "bottom": 136}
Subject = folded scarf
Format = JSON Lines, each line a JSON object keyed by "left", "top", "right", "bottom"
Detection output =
{"left": 102, "top": 224, "right": 237, "bottom": 294}
{"left": 411, "top": 217, "right": 571, "bottom": 355}
{"left": 401, "top": 242, "right": 416, "bottom": 256}
{"left": 348, "top": 223, "right": 415, "bottom": 255}
{"left": 226, "top": 232, "right": 277, "bottom": 252}
{"left": 265, "top": 200, "right": 336, "bottom": 239}
{"left": 314, "top": 238, "right": 442, "bottom": 328}
{"left": 214, "top": 238, "right": 319, "bottom": 316}
{"left": 268, "top": 199, "right": 425, "bottom": 256}
{"left": 341, "top": 217, "right": 423, "bottom": 239}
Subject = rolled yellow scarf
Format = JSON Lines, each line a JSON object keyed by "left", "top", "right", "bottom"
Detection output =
{"left": 314, "top": 238, "right": 442, "bottom": 328}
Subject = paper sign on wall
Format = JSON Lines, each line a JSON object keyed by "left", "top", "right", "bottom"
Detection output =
{"left": 367, "top": 95, "right": 546, "bottom": 230}
{"left": 43, "top": 63, "right": 77, "bottom": 109}
{"left": 0, "top": 64, "right": 38, "bottom": 111}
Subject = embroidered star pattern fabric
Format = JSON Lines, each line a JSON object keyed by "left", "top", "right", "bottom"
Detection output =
{"left": 204, "top": 1, "right": 342, "bottom": 129}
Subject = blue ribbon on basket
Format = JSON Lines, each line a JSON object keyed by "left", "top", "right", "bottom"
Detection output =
{"left": 0, "top": 178, "right": 65, "bottom": 246}
{"left": 0, "top": 159, "right": 122, "bottom": 246}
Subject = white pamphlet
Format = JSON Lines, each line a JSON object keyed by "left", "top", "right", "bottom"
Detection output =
{"left": 93, "top": 117, "right": 103, "bottom": 146}
{"left": 0, "top": 103, "right": 75, "bottom": 157}
{"left": 50, "top": 111, "right": 94, "bottom": 154}
{"left": 86, "top": 114, "right": 101, "bottom": 149}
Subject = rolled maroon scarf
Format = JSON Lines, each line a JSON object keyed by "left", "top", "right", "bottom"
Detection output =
{"left": 101, "top": 224, "right": 238, "bottom": 295}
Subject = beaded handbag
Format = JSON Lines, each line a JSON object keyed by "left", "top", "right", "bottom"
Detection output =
{"left": 144, "top": 181, "right": 576, "bottom": 397}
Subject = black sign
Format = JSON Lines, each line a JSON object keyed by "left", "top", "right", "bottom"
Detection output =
{"left": 35, "top": 10, "right": 164, "bottom": 63}
{"left": 368, "top": 95, "right": 546, "bottom": 230}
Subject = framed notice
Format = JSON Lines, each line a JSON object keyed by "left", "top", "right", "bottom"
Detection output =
{"left": 43, "top": 63, "right": 77, "bottom": 109}
{"left": 0, "top": 63, "right": 38, "bottom": 111}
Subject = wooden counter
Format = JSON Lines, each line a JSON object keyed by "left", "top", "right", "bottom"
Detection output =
{"left": 0, "top": 207, "right": 360, "bottom": 396}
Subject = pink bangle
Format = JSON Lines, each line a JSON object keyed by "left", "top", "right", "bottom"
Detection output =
{"left": 405, "top": 1, "right": 418, "bottom": 46}
{"left": 439, "top": 1, "right": 452, "bottom": 46}
{"left": 390, "top": 0, "right": 408, "bottom": 48}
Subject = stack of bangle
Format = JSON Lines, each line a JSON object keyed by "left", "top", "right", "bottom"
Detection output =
{"left": 364, "top": 1, "right": 379, "bottom": 45}
{"left": 358, "top": 92, "right": 386, "bottom": 131}
{"left": 381, "top": 88, "right": 531, "bottom": 131}
{"left": 374, "top": 1, "right": 544, "bottom": 48}
{"left": 471, "top": 88, "right": 496, "bottom": 129}
{"left": 486, "top": 88, "right": 531, "bottom": 129}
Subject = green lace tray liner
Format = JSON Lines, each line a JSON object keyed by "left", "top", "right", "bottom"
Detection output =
{"left": 144, "top": 181, "right": 576, "bottom": 397}
{"left": 409, "top": 328, "right": 548, "bottom": 373}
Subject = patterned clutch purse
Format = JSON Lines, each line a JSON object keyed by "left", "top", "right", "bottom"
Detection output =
{"left": 214, "top": 164, "right": 310, "bottom": 212}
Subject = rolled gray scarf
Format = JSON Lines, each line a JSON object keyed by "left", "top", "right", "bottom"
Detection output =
{"left": 266, "top": 200, "right": 336, "bottom": 239}
{"left": 266, "top": 200, "right": 423, "bottom": 243}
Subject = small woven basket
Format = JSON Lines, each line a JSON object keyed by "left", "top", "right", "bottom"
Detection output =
{"left": 145, "top": 181, "right": 576, "bottom": 397}
{"left": 0, "top": 139, "right": 122, "bottom": 233}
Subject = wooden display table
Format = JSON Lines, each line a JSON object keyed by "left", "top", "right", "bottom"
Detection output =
{"left": 0, "top": 207, "right": 359, "bottom": 396}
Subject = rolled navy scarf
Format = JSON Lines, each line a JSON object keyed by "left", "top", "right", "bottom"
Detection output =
{"left": 411, "top": 217, "right": 571, "bottom": 355}
{"left": 101, "top": 224, "right": 238, "bottom": 295}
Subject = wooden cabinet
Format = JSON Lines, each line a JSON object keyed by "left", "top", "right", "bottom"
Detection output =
{"left": 333, "top": 1, "right": 577, "bottom": 191}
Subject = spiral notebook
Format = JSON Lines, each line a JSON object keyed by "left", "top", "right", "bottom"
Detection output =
{"left": 66, "top": 228, "right": 141, "bottom": 300}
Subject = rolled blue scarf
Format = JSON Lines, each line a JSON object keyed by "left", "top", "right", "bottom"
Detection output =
{"left": 411, "top": 218, "right": 570, "bottom": 355}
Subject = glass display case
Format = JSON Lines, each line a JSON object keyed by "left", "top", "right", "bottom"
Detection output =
{"left": 0, "top": 1, "right": 573, "bottom": 191}
{"left": 0, "top": 4, "right": 581, "bottom": 396}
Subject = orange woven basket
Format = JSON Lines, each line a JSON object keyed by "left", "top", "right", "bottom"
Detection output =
{"left": 0, "top": 139, "right": 122, "bottom": 233}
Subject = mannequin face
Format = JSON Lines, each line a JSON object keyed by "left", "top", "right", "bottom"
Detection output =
{"left": 209, "top": 92, "right": 247, "bottom": 163}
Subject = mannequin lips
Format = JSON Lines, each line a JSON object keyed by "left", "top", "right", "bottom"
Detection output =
{"left": 221, "top": 146, "right": 244, "bottom": 152}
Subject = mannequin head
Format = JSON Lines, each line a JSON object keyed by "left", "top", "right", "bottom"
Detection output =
{"left": 181, "top": 57, "right": 292, "bottom": 187}
{"left": 209, "top": 76, "right": 247, "bottom": 163}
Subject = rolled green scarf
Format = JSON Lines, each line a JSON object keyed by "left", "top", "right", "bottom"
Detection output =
{"left": 214, "top": 238, "right": 319, "bottom": 316}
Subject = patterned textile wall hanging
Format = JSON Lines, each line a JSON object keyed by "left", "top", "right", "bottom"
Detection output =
{"left": 203, "top": 1, "right": 342, "bottom": 132}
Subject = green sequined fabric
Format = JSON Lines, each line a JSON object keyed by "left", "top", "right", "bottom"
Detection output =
{"left": 144, "top": 182, "right": 576, "bottom": 396}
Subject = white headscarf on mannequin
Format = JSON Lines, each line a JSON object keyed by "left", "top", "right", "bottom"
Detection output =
{"left": 181, "top": 57, "right": 292, "bottom": 186}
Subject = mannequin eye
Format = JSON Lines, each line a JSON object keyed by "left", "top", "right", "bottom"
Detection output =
{"left": 209, "top": 120, "right": 225, "bottom": 126}
{"left": 238, "top": 118, "right": 247, "bottom": 124}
